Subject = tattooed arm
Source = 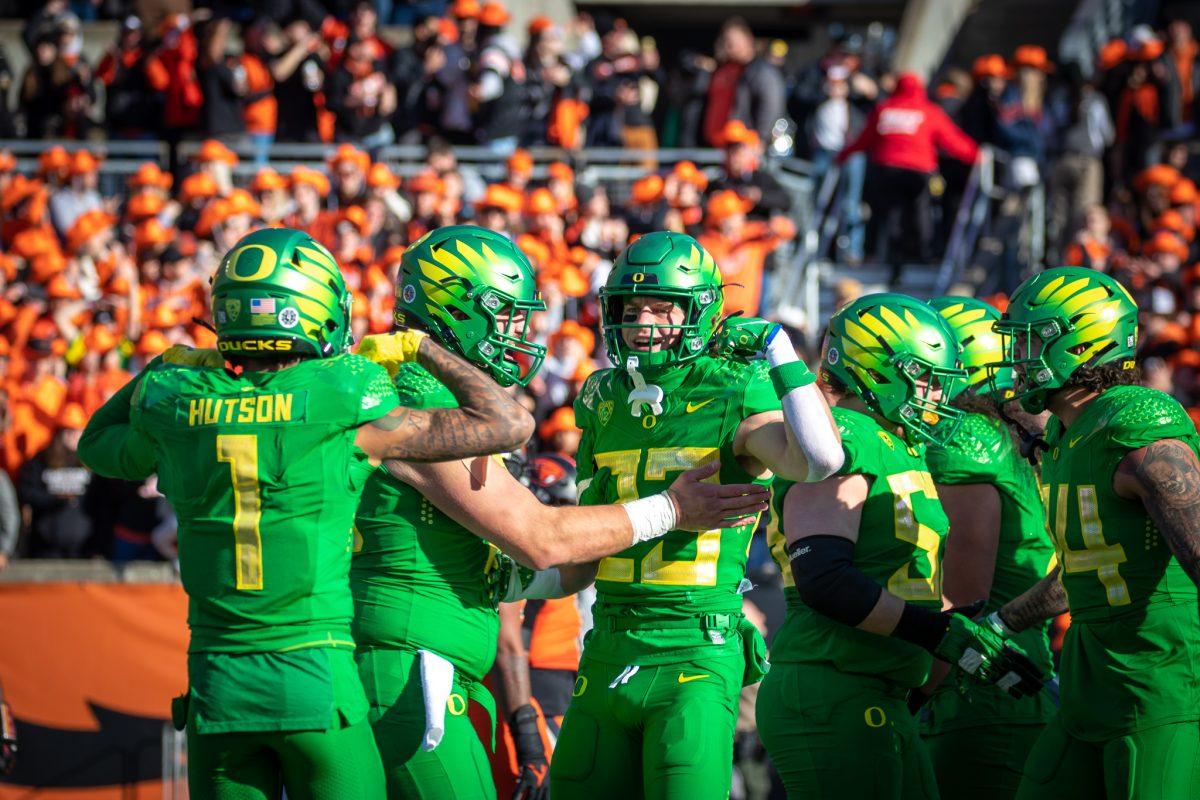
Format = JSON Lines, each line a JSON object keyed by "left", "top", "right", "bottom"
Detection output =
{"left": 1113, "top": 439, "right": 1200, "bottom": 588}
{"left": 355, "top": 337, "right": 534, "bottom": 462}
{"left": 996, "top": 567, "right": 1068, "bottom": 632}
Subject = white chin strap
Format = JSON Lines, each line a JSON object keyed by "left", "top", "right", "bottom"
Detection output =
{"left": 625, "top": 356, "right": 664, "bottom": 416}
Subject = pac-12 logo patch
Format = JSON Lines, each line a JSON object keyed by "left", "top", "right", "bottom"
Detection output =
{"left": 402, "top": 284, "right": 416, "bottom": 303}
{"left": 225, "top": 298, "right": 242, "bottom": 321}
{"left": 277, "top": 307, "right": 299, "bottom": 328}
{"left": 827, "top": 347, "right": 840, "bottom": 365}
{"left": 598, "top": 400, "right": 614, "bottom": 427}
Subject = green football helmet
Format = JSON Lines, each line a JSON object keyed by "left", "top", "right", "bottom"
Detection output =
{"left": 211, "top": 227, "right": 352, "bottom": 358}
{"left": 994, "top": 267, "right": 1139, "bottom": 414}
{"left": 600, "top": 231, "right": 724, "bottom": 372}
{"left": 929, "top": 296, "right": 1013, "bottom": 401}
{"left": 394, "top": 225, "right": 546, "bottom": 387}
{"left": 824, "top": 293, "right": 968, "bottom": 445}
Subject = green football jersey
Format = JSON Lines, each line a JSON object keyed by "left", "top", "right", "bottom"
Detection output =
{"left": 767, "top": 407, "right": 948, "bottom": 688}
{"left": 130, "top": 354, "right": 399, "bottom": 654}
{"left": 1040, "top": 384, "right": 1200, "bottom": 739}
{"left": 924, "top": 412, "right": 1057, "bottom": 731}
{"left": 351, "top": 363, "right": 499, "bottom": 682}
{"left": 573, "top": 356, "right": 780, "bottom": 665}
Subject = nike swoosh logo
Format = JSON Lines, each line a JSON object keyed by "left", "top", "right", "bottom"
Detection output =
{"left": 686, "top": 399, "right": 715, "bottom": 413}
{"left": 677, "top": 673, "right": 710, "bottom": 684}
{"left": 1069, "top": 436, "right": 1082, "bottom": 447}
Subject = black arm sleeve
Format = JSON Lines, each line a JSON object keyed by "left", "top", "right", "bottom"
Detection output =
{"left": 788, "top": 535, "right": 883, "bottom": 626}
{"left": 790, "top": 535, "right": 951, "bottom": 651}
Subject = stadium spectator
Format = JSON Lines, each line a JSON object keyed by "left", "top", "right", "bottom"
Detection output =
{"left": 584, "top": 22, "right": 658, "bottom": 155}
{"left": 20, "top": 18, "right": 94, "bottom": 139}
{"left": 697, "top": 189, "right": 795, "bottom": 317}
{"left": 16, "top": 402, "right": 94, "bottom": 558}
{"left": 96, "top": 16, "right": 157, "bottom": 139}
{"left": 1048, "top": 71, "right": 1115, "bottom": 259}
{"left": 48, "top": 151, "right": 101, "bottom": 238}
{"left": 472, "top": 2, "right": 524, "bottom": 153}
{"left": 1160, "top": 19, "right": 1199, "bottom": 136}
{"left": 809, "top": 65, "right": 868, "bottom": 262}
{"left": 196, "top": 17, "right": 245, "bottom": 141}
{"left": 710, "top": 119, "right": 792, "bottom": 222}
{"left": 271, "top": 19, "right": 326, "bottom": 144}
{"left": 840, "top": 72, "right": 978, "bottom": 281}
{"left": 326, "top": 34, "right": 396, "bottom": 148}
{"left": 704, "top": 18, "right": 786, "bottom": 147}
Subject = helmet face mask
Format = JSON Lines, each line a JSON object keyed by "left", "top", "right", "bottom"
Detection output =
{"left": 601, "top": 286, "right": 720, "bottom": 369}
{"left": 993, "top": 268, "right": 1139, "bottom": 414}
{"left": 396, "top": 225, "right": 547, "bottom": 387}
{"left": 600, "top": 232, "right": 723, "bottom": 372}
{"left": 824, "top": 293, "right": 967, "bottom": 446}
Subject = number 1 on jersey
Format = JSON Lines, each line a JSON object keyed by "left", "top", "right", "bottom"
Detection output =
{"left": 216, "top": 434, "right": 264, "bottom": 590}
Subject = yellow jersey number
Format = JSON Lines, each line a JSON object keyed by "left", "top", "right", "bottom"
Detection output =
{"left": 593, "top": 448, "right": 731, "bottom": 587}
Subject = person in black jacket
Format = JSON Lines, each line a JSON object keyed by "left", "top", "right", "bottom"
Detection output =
{"left": 197, "top": 17, "right": 245, "bottom": 140}
{"left": 16, "top": 412, "right": 95, "bottom": 558}
{"left": 326, "top": 36, "right": 396, "bottom": 148}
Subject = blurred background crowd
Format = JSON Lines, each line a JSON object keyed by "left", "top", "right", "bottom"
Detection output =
{"left": 0, "top": 0, "right": 1196, "bottom": 581}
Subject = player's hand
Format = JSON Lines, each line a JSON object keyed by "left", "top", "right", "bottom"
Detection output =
{"left": 162, "top": 344, "right": 224, "bottom": 368}
{"left": 933, "top": 614, "right": 1045, "bottom": 699}
{"left": 0, "top": 701, "right": 16, "bottom": 775}
{"left": 487, "top": 552, "right": 537, "bottom": 606}
{"left": 356, "top": 330, "right": 427, "bottom": 376}
{"left": 710, "top": 316, "right": 782, "bottom": 361}
{"left": 667, "top": 461, "right": 770, "bottom": 531}
{"left": 510, "top": 704, "right": 549, "bottom": 800}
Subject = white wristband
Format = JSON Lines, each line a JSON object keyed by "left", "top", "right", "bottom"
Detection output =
{"left": 765, "top": 327, "right": 800, "bottom": 367}
{"left": 622, "top": 492, "right": 678, "bottom": 544}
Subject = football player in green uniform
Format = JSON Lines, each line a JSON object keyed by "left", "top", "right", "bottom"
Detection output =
{"left": 917, "top": 296, "right": 1058, "bottom": 800}
{"left": 77, "top": 228, "right": 535, "bottom": 800}
{"left": 758, "top": 293, "right": 1045, "bottom": 799}
{"left": 349, "top": 226, "right": 770, "bottom": 800}
{"left": 981, "top": 267, "right": 1200, "bottom": 800}
{"left": 549, "top": 231, "right": 846, "bottom": 799}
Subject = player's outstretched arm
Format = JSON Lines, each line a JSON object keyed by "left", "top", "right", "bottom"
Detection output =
{"left": 78, "top": 372, "right": 156, "bottom": 481}
{"left": 992, "top": 568, "right": 1068, "bottom": 634}
{"left": 783, "top": 477, "right": 1045, "bottom": 698}
{"left": 385, "top": 457, "right": 769, "bottom": 571}
{"left": 356, "top": 336, "right": 534, "bottom": 462}
{"left": 1115, "top": 439, "right": 1200, "bottom": 589}
{"left": 717, "top": 318, "right": 843, "bottom": 482}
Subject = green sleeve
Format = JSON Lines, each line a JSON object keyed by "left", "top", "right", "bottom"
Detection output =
{"left": 1106, "top": 388, "right": 1199, "bottom": 452}
{"left": 393, "top": 362, "right": 457, "bottom": 410}
{"left": 350, "top": 355, "right": 402, "bottom": 427}
{"left": 833, "top": 410, "right": 877, "bottom": 477}
{"left": 78, "top": 366, "right": 157, "bottom": 480}
{"left": 573, "top": 381, "right": 598, "bottom": 492}
{"left": 926, "top": 414, "right": 1006, "bottom": 485}
{"left": 741, "top": 360, "right": 783, "bottom": 418}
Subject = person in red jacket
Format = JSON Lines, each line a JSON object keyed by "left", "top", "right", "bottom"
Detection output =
{"left": 839, "top": 72, "right": 978, "bottom": 283}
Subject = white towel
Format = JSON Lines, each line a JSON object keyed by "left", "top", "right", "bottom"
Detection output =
{"left": 418, "top": 649, "right": 456, "bottom": 751}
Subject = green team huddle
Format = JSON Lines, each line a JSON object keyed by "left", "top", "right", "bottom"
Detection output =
{"left": 77, "top": 215, "right": 1200, "bottom": 800}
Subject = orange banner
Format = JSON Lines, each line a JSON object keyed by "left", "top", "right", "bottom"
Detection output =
{"left": 0, "top": 582, "right": 188, "bottom": 799}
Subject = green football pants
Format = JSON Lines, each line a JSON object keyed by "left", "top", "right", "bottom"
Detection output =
{"left": 756, "top": 662, "right": 939, "bottom": 800}
{"left": 356, "top": 646, "right": 496, "bottom": 800}
{"left": 924, "top": 723, "right": 1046, "bottom": 800}
{"left": 550, "top": 655, "right": 742, "bottom": 799}
{"left": 1015, "top": 713, "right": 1200, "bottom": 800}
{"left": 185, "top": 715, "right": 386, "bottom": 800}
